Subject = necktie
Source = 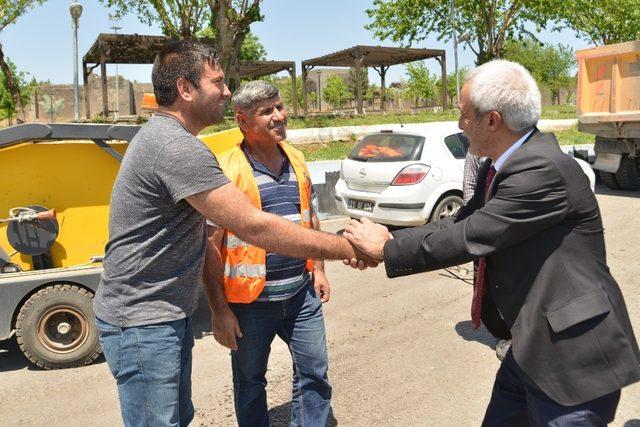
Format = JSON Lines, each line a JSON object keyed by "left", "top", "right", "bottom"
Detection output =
{"left": 471, "top": 165, "right": 497, "bottom": 330}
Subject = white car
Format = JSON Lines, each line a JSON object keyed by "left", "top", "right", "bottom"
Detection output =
{"left": 335, "top": 125, "right": 467, "bottom": 227}
{"left": 334, "top": 126, "right": 596, "bottom": 227}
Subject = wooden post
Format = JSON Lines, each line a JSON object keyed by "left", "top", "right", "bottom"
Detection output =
{"left": 439, "top": 54, "right": 447, "bottom": 111}
{"left": 302, "top": 64, "right": 309, "bottom": 116}
{"left": 99, "top": 38, "right": 109, "bottom": 117}
{"left": 355, "top": 48, "right": 363, "bottom": 115}
{"left": 82, "top": 61, "right": 91, "bottom": 119}
{"left": 129, "top": 80, "right": 136, "bottom": 115}
{"left": 34, "top": 88, "right": 39, "bottom": 121}
{"left": 381, "top": 66, "right": 387, "bottom": 111}
{"left": 288, "top": 66, "right": 298, "bottom": 116}
{"left": 374, "top": 66, "right": 389, "bottom": 111}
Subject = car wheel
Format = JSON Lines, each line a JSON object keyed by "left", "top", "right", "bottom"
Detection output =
{"left": 598, "top": 170, "right": 620, "bottom": 190}
{"left": 15, "top": 284, "right": 102, "bottom": 369}
{"left": 430, "top": 194, "right": 464, "bottom": 222}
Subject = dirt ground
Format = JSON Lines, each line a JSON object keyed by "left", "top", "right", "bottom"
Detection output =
{"left": 1, "top": 186, "right": 639, "bottom": 426}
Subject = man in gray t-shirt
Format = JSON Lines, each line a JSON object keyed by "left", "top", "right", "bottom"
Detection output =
{"left": 94, "top": 41, "right": 232, "bottom": 426}
{"left": 95, "top": 40, "right": 373, "bottom": 427}
{"left": 95, "top": 112, "right": 229, "bottom": 327}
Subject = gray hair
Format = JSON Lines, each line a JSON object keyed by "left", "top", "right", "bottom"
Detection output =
{"left": 231, "top": 80, "right": 280, "bottom": 113}
{"left": 465, "top": 60, "right": 541, "bottom": 133}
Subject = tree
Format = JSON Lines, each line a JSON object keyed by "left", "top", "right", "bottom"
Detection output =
{"left": 366, "top": 0, "right": 558, "bottom": 64}
{"left": 553, "top": 0, "right": 640, "bottom": 45}
{"left": 0, "top": 59, "right": 33, "bottom": 124}
{"left": 436, "top": 67, "right": 468, "bottom": 108}
{"left": 502, "top": 38, "right": 574, "bottom": 104}
{"left": 100, "top": 0, "right": 209, "bottom": 38}
{"left": 239, "top": 32, "right": 267, "bottom": 61}
{"left": 404, "top": 61, "right": 437, "bottom": 107}
{"left": 268, "top": 76, "right": 303, "bottom": 110}
{"left": 346, "top": 67, "right": 369, "bottom": 100}
{"left": 199, "top": 28, "right": 266, "bottom": 61}
{"left": 206, "top": 0, "right": 264, "bottom": 88}
{"left": 385, "top": 85, "right": 403, "bottom": 109}
{"left": 322, "top": 75, "right": 350, "bottom": 109}
{"left": 104, "top": 0, "right": 264, "bottom": 88}
{"left": 0, "top": 0, "right": 46, "bottom": 123}
{"left": 39, "top": 94, "right": 64, "bottom": 123}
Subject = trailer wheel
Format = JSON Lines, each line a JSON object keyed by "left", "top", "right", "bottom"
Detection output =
{"left": 615, "top": 155, "right": 640, "bottom": 191}
{"left": 599, "top": 170, "right": 621, "bottom": 190}
{"left": 15, "top": 284, "right": 102, "bottom": 369}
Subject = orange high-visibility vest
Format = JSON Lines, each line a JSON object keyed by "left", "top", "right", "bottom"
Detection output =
{"left": 217, "top": 141, "right": 315, "bottom": 303}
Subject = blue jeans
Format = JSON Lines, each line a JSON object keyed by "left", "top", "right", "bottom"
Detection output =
{"left": 229, "top": 284, "right": 332, "bottom": 427}
{"left": 95, "top": 316, "right": 195, "bottom": 427}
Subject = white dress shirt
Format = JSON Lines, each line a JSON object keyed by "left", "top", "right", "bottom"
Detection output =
{"left": 493, "top": 128, "right": 534, "bottom": 172}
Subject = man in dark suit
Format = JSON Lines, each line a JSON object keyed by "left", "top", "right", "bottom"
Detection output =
{"left": 344, "top": 60, "right": 640, "bottom": 425}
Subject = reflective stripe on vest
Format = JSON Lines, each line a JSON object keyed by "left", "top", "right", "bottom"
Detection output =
{"left": 224, "top": 263, "right": 267, "bottom": 280}
{"left": 226, "top": 234, "right": 249, "bottom": 249}
{"left": 217, "top": 141, "right": 315, "bottom": 304}
{"left": 301, "top": 208, "right": 311, "bottom": 223}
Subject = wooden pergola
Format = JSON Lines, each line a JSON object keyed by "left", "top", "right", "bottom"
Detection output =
{"left": 82, "top": 33, "right": 299, "bottom": 118}
{"left": 301, "top": 45, "right": 447, "bottom": 115}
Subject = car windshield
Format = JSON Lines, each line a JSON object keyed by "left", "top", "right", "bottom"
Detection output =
{"left": 348, "top": 133, "right": 425, "bottom": 162}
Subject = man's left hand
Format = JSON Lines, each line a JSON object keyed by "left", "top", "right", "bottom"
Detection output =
{"left": 313, "top": 269, "right": 331, "bottom": 303}
{"left": 343, "top": 218, "right": 392, "bottom": 262}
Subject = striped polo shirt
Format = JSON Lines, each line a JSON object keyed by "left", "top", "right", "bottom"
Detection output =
{"left": 240, "top": 142, "right": 316, "bottom": 302}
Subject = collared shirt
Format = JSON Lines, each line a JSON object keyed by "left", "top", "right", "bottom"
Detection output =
{"left": 241, "top": 142, "right": 317, "bottom": 301}
{"left": 493, "top": 128, "right": 534, "bottom": 172}
{"left": 463, "top": 152, "right": 482, "bottom": 203}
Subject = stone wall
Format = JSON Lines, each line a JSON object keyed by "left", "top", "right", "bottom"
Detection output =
{"left": 25, "top": 75, "right": 153, "bottom": 123}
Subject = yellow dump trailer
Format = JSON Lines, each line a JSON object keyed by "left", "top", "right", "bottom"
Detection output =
{"left": 0, "top": 122, "right": 242, "bottom": 369}
{"left": 576, "top": 40, "right": 640, "bottom": 190}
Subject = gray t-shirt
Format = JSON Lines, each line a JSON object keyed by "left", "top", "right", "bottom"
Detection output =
{"left": 94, "top": 113, "right": 229, "bottom": 327}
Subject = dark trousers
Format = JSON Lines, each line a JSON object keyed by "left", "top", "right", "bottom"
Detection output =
{"left": 482, "top": 350, "right": 621, "bottom": 426}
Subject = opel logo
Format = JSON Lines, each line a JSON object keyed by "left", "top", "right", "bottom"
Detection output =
{"left": 359, "top": 168, "right": 366, "bottom": 178}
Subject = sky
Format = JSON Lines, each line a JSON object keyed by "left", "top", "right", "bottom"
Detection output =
{"left": 0, "top": 0, "right": 593, "bottom": 86}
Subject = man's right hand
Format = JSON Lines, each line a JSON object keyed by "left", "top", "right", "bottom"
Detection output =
{"left": 188, "top": 183, "right": 371, "bottom": 262}
{"left": 212, "top": 307, "right": 243, "bottom": 351}
{"left": 344, "top": 243, "right": 380, "bottom": 270}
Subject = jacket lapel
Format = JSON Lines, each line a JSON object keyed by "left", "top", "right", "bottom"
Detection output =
{"left": 485, "top": 128, "right": 540, "bottom": 202}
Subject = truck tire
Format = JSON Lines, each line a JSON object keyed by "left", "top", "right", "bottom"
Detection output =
{"left": 430, "top": 194, "right": 463, "bottom": 222}
{"left": 599, "top": 170, "right": 621, "bottom": 190}
{"left": 615, "top": 155, "right": 640, "bottom": 190}
{"left": 15, "top": 284, "right": 102, "bottom": 369}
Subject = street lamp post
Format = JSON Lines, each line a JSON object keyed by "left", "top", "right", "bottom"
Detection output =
{"left": 109, "top": 15, "right": 122, "bottom": 121}
{"left": 450, "top": 0, "right": 470, "bottom": 105}
{"left": 450, "top": 0, "right": 459, "bottom": 105}
{"left": 69, "top": 3, "right": 83, "bottom": 121}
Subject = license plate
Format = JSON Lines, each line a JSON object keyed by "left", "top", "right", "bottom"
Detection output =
{"left": 347, "top": 198, "right": 374, "bottom": 212}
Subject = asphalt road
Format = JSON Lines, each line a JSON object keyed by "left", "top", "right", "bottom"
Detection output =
{"left": 1, "top": 186, "right": 639, "bottom": 426}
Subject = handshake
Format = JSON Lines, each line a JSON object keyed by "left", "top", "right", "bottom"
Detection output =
{"left": 342, "top": 217, "right": 393, "bottom": 269}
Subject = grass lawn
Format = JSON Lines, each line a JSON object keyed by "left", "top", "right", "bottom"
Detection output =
{"left": 201, "top": 105, "right": 578, "bottom": 135}
{"left": 294, "top": 126, "right": 595, "bottom": 162}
